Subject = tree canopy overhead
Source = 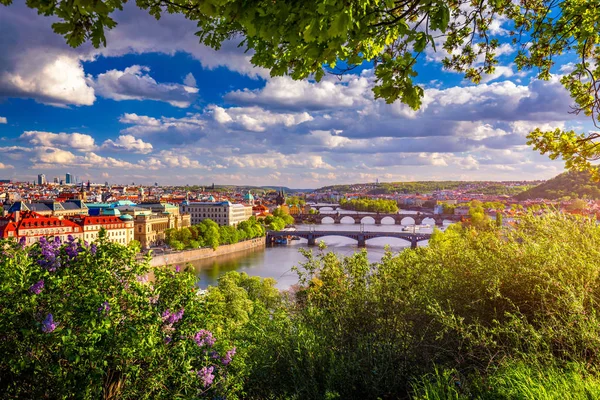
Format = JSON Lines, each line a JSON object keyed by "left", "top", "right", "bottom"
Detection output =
{"left": 4, "top": 0, "right": 600, "bottom": 174}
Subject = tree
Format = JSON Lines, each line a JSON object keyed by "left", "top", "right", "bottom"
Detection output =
{"left": 7, "top": 0, "right": 600, "bottom": 175}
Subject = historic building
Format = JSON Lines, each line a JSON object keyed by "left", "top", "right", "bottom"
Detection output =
{"left": 69, "top": 215, "right": 134, "bottom": 246}
{"left": 0, "top": 211, "right": 83, "bottom": 245}
{"left": 181, "top": 201, "right": 253, "bottom": 226}
{"left": 5, "top": 200, "right": 89, "bottom": 217}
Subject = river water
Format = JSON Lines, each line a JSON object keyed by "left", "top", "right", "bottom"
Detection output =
{"left": 187, "top": 209, "right": 453, "bottom": 289}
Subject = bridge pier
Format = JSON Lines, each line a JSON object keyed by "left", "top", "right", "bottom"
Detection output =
{"left": 357, "top": 234, "right": 366, "bottom": 248}
{"left": 307, "top": 235, "right": 316, "bottom": 246}
{"left": 411, "top": 237, "right": 418, "bottom": 249}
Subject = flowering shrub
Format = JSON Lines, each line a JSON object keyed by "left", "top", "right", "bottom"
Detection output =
{"left": 0, "top": 232, "right": 236, "bottom": 399}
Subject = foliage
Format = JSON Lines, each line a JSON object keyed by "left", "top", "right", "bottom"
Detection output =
{"left": 465, "top": 184, "right": 534, "bottom": 196}
{"left": 286, "top": 196, "right": 306, "bottom": 206}
{"left": 0, "top": 236, "right": 236, "bottom": 399}
{"left": 516, "top": 170, "right": 600, "bottom": 200}
{"left": 260, "top": 207, "right": 295, "bottom": 230}
{"left": 339, "top": 197, "right": 399, "bottom": 213}
{"left": 165, "top": 217, "right": 265, "bottom": 250}
{"left": 412, "top": 361, "right": 600, "bottom": 400}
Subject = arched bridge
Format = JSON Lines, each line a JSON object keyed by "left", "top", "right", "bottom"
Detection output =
{"left": 294, "top": 212, "right": 461, "bottom": 226}
{"left": 306, "top": 203, "right": 342, "bottom": 211}
{"left": 266, "top": 230, "right": 431, "bottom": 249}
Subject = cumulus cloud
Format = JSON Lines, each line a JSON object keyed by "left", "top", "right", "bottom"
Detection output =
{"left": 0, "top": 117, "right": 7, "bottom": 124}
{"left": 90, "top": 65, "right": 199, "bottom": 108}
{"left": 0, "top": 162, "right": 14, "bottom": 169}
{"left": 208, "top": 105, "right": 313, "bottom": 132}
{"left": 101, "top": 135, "right": 153, "bottom": 154}
{"left": 20, "top": 131, "right": 97, "bottom": 151}
{"left": 30, "top": 146, "right": 142, "bottom": 170}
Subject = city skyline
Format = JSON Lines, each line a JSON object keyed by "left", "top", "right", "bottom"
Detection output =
{"left": 0, "top": 3, "right": 589, "bottom": 187}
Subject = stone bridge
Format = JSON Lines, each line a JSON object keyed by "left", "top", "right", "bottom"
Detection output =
{"left": 267, "top": 230, "right": 431, "bottom": 249}
{"left": 293, "top": 212, "right": 461, "bottom": 226}
{"left": 306, "top": 203, "right": 342, "bottom": 211}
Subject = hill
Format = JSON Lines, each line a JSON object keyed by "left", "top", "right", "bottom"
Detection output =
{"left": 514, "top": 171, "right": 600, "bottom": 200}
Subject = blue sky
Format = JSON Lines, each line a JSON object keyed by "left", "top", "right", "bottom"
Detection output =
{"left": 0, "top": 3, "right": 587, "bottom": 187}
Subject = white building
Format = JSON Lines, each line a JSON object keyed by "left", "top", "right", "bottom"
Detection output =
{"left": 181, "top": 201, "right": 253, "bottom": 226}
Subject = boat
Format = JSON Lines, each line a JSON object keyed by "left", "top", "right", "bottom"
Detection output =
{"left": 274, "top": 237, "right": 288, "bottom": 245}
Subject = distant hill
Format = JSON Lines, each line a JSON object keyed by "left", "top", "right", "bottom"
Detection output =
{"left": 514, "top": 171, "right": 600, "bottom": 200}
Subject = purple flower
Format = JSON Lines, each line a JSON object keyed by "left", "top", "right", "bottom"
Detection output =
{"left": 37, "top": 236, "right": 63, "bottom": 271}
{"left": 161, "top": 308, "right": 184, "bottom": 325}
{"left": 18, "top": 236, "right": 26, "bottom": 249}
{"left": 98, "top": 301, "right": 110, "bottom": 315}
{"left": 164, "top": 336, "right": 172, "bottom": 344}
{"left": 197, "top": 366, "right": 215, "bottom": 387}
{"left": 29, "top": 279, "right": 44, "bottom": 294}
{"left": 194, "top": 330, "right": 215, "bottom": 347}
{"left": 90, "top": 244, "right": 97, "bottom": 255}
{"left": 149, "top": 294, "right": 160, "bottom": 305}
{"left": 41, "top": 313, "right": 58, "bottom": 333}
{"left": 67, "top": 235, "right": 75, "bottom": 243}
{"left": 222, "top": 347, "right": 236, "bottom": 365}
{"left": 175, "top": 265, "right": 181, "bottom": 273}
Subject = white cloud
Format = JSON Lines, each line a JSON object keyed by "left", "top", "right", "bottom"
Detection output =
{"left": 0, "top": 162, "right": 14, "bottom": 169}
{"left": 183, "top": 73, "right": 197, "bottom": 88}
{"left": 90, "top": 65, "right": 198, "bottom": 108}
{"left": 20, "top": 131, "right": 97, "bottom": 151}
{"left": 0, "top": 116, "right": 6, "bottom": 124}
{"left": 208, "top": 105, "right": 313, "bottom": 132}
{"left": 101, "top": 135, "right": 153, "bottom": 154}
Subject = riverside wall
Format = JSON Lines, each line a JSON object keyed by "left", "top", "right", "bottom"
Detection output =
{"left": 149, "top": 237, "right": 266, "bottom": 267}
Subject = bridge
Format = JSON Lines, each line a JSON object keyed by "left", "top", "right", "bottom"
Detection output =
{"left": 306, "top": 203, "right": 342, "bottom": 211}
{"left": 267, "top": 230, "right": 431, "bottom": 249}
{"left": 294, "top": 212, "right": 461, "bottom": 226}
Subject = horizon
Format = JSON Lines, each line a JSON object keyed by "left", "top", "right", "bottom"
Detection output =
{"left": 0, "top": 3, "right": 586, "bottom": 186}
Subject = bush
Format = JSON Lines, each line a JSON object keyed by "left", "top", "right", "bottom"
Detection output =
{"left": 0, "top": 235, "right": 237, "bottom": 399}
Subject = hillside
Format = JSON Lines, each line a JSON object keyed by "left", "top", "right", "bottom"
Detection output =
{"left": 515, "top": 171, "right": 600, "bottom": 200}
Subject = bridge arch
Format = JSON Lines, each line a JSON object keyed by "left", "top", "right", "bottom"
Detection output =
{"left": 340, "top": 216, "right": 357, "bottom": 224}
{"left": 320, "top": 216, "right": 335, "bottom": 224}
{"left": 319, "top": 206, "right": 335, "bottom": 212}
{"left": 421, "top": 217, "right": 436, "bottom": 226}
{"left": 360, "top": 216, "right": 376, "bottom": 225}
{"left": 381, "top": 216, "right": 396, "bottom": 225}
{"left": 400, "top": 216, "right": 416, "bottom": 225}
{"left": 364, "top": 236, "right": 412, "bottom": 246}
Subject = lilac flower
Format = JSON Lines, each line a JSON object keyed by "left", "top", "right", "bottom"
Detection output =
{"left": 98, "top": 301, "right": 110, "bottom": 315}
{"left": 148, "top": 294, "right": 160, "bottom": 305}
{"left": 222, "top": 347, "right": 236, "bottom": 365}
{"left": 29, "top": 279, "right": 44, "bottom": 295}
{"left": 197, "top": 366, "right": 215, "bottom": 387}
{"left": 84, "top": 241, "right": 89, "bottom": 247}
{"left": 41, "top": 314, "right": 58, "bottom": 333}
{"left": 65, "top": 241, "right": 79, "bottom": 259}
{"left": 164, "top": 336, "right": 172, "bottom": 344}
{"left": 90, "top": 244, "right": 97, "bottom": 255}
{"left": 194, "top": 330, "right": 215, "bottom": 347}
{"left": 161, "top": 308, "right": 184, "bottom": 325}
{"left": 137, "top": 275, "right": 149, "bottom": 284}
{"left": 18, "top": 236, "right": 26, "bottom": 249}
{"left": 37, "top": 236, "right": 63, "bottom": 271}
{"left": 67, "top": 235, "right": 75, "bottom": 243}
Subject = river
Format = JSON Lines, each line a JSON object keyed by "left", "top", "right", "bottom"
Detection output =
{"left": 186, "top": 209, "right": 454, "bottom": 289}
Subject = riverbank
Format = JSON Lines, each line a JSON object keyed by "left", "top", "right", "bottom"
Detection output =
{"left": 149, "top": 237, "right": 266, "bottom": 267}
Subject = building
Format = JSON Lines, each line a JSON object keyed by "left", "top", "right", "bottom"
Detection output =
{"left": 132, "top": 213, "right": 173, "bottom": 248}
{"left": 70, "top": 215, "right": 134, "bottom": 246}
{"left": 37, "top": 174, "right": 46, "bottom": 185}
{"left": 0, "top": 211, "right": 83, "bottom": 246}
{"left": 181, "top": 201, "right": 253, "bottom": 226}
{"left": 137, "top": 202, "right": 191, "bottom": 229}
{"left": 5, "top": 200, "right": 89, "bottom": 217}
{"left": 65, "top": 173, "right": 73, "bottom": 184}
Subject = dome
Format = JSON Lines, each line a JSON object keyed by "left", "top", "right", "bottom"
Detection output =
{"left": 120, "top": 214, "right": 133, "bottom": 220}
{"left": 208, "top": 195, "right": 216, "bottom": 202}
{"left": 244, "top": 192, "right": 255, "bottom": 201}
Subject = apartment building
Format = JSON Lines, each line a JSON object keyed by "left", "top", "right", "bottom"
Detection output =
{"left": 181, "top": 201, "right": 253, "bottom": 226}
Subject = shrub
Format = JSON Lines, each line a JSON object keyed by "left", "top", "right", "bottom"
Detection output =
{"left": 0, "top": 235, "right": 236, "bottom": 399}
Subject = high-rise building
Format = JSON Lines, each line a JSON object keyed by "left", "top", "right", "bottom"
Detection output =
{"left": 53, "top": 177, "right": 59, "bottom": 184}
{"left": 65, "top": 173, "right": 73, "bottom": 184}
{"left": 37, "top": 174, "right": 46, "bottom": 185}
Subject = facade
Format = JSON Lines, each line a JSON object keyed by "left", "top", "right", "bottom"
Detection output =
{"left": 137, "top": 202, "right": 191, "bottom": 228}
{"left": 133, "top": 213, "right": 173, "bottom": 249}
{"left": 454, "top": 206, "right": 470, "bottom": 216}
{"left": 70, "top": 215, "right": 134, "bottom": 245}
{"left": 0, "top": 211, "right": 83, "bottom": 246}
{"left": 181, "top": 201, "right": 253, "bottom": 226}
{"left": 37, "top": 174, "right": 46, "bottom": 185}
{"left": 65, "top": 173, "right": 73, "bottom": 184}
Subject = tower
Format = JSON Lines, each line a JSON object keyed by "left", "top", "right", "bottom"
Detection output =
{"left": 275, "top": 188, "right": 285, "bottom": 206}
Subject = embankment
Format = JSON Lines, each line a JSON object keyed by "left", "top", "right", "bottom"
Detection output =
{"left": 149, "top": 237, "right": 265, "bottom": 267}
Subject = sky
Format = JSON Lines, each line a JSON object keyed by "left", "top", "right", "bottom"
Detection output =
{"left": 0, "top": 3, "right": 588, "bottom": 188}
